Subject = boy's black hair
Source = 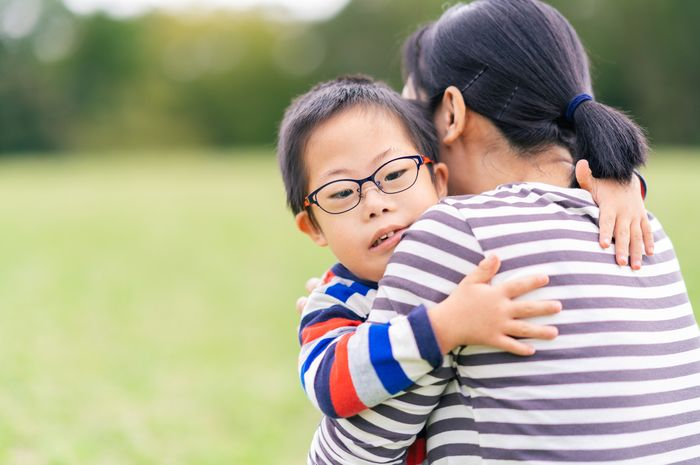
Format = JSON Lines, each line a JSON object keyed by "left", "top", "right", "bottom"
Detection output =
{"left": 277, "top": 75, "right": 439, "bottom": 215}
{"left": 403, "top": 0, "right": 647, "bottom": 184}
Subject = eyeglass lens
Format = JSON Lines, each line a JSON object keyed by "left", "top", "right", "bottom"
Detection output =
{"left": 315, "top": 157, "right": 420, "bottom": 214}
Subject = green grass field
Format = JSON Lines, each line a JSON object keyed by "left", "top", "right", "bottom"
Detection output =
{"left": 0, "top": 149, "right": 697, "bottom": 464}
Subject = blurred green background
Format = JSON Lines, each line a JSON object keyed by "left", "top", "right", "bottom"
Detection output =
{"left": 0, "top": 0, "right": 698, "bottom": 464}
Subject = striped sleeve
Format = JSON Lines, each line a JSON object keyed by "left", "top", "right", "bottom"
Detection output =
{"left": 298, "top": 273, "right": 443, "bottom": 419}
{"left": 373, "top": 201, "right": 484, "bottom": 317}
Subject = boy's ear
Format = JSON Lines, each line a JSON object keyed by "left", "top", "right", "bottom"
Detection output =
{"left": 437, "top": 86, "right": 468, "bottom": 146}
{"left": 295, "top": 210, "right": 327, "bottom": 247}
{"left": 432, "top": 162, "right": 449, "bottom": 198}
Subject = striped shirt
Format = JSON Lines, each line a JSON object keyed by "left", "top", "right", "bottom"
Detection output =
{"left": 368, "top": 182, "right": 700, "bottom": 464}
{"left": 299, "top": 263, "right": 445, "bottom": 463}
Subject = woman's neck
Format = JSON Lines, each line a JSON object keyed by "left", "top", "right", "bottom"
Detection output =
{"left": 473, "top": 143, "right": 574, "bottom": 192}
{"left": 514, "top": 145, "right": 574, "bottom": 187}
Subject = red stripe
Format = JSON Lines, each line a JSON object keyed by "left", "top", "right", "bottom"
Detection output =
{"left": 321, "top": 269, "right": 336, "bottom": 285}
{"left": 405, "top": 436, "right": 427, "bottom": 465}
{"left": 329, "top": 333, "right": 366, "bottom": 417}
{"left": 301, "top": 317, "right": 361, "bottom": 345}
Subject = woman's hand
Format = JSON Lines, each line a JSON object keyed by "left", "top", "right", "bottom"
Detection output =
{"left": 575, "top": 159, "right": 654, "bottom": 270}
{"left": 428, "top": 255, "right": 561, "bottom": 356}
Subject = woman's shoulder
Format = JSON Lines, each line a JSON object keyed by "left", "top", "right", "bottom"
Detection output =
{"left": 441, "top": 182, "right": 597, "bottom": 210}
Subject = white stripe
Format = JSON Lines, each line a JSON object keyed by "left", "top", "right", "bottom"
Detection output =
{"left": 383, "top": 262, "right": 457, "bottom": 299}
{"left": 486, "top": 442, "right": 700, "bottom": 464}
{"left": 387, "top": 315, "right": 434, "bottom": 380}
{"left": 301, "top": 347, "right": 324, "bottom": 411}
{"left": 473, "top": 395, "right": 700, "bottom": 424}
{"left": 372, "top": 283, "right": 440, "bottom": 312}
{"left": 409, "top": 216, "right": 479, "bottom": 250}
{"left": 494, "top": 253, "right": 682, "bottom": 284}
{"left": 461, "top": 324, "right": 700, "bottom": 359}
{"left": 461, "top": 345, "right": 700, "bottom": 379}
{"left": 347, "top": 322, "right": 390, "bottom": 408}
{"left": 479, "top": 420, "right": 700, "bottom": 451}
{"left": 466, "top": 371, "right": 700, "bottom": 402}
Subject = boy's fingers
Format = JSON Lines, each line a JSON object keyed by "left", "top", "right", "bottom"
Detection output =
{"left": 641, "top": 216, "right": 655, "bottom": 256}
{"left": 510, "top": 300, "right": 562, "bottom": 319}
{"left": 501, "top": 274, "right": 549, "bottom": 298}
{"left": 614, "top": 218, "right": 631, "bottom": 266}
{"left": 305, "top": 277, "right": 321, "bottom": 294}
{"left": 598, "top": 210, "right": 615, "bottom": 249}
{"left": 296, "top": 296, "right": 308, "bottom": 314}
{"left": 494, "top": 336, "right": 536, "bottom": 357}
{"left": 506, "top": 320, "right": 559, "bottom": 340}
{"left": 574, "top": 159, "right": 595, "bottom": 194}
{"left": 463, "top": 255, "right": 501, "bottom": 284}
{"left": 629, "top": 222, "right": 643, "bottom": 270}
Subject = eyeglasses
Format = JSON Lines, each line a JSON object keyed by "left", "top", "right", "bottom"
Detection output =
{"left": 304, "top": 155, "right": 433, "bottom": 215}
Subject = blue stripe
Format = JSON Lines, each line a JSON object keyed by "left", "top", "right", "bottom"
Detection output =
{"left": 300, "top": 337, "right": 334, "bottom": 390}
{"left": 368, "top": 323, "right": 413, "bottom": 394}
{"left": 313, "top": 341, "right": 338, "bottom": 417}
{"left": 299, "top": 304, "right": 365, "bottom": 345}
{"left": 325, "top": 281, "right": 373, "bottom": 303}
{"left": 407, "top": 305, "right": 443, "bottom": 368}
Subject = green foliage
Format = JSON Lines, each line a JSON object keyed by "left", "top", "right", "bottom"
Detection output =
{"left": 0, "top": 0, "right": 698, "bottom": 153}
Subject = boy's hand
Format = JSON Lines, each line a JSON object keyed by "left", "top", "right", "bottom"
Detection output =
{"left": 575, "top": 160, "right": 654, "bottom": 270}
{"left": 296, "top": 277, "right": 321, "bottom": 314}
{"left": 428, "top": 255, "right": 561, "bottom": 356}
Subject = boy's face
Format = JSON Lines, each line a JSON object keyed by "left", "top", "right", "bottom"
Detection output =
{"left": 295, "top": 106, "right": 447, "bottom": 282}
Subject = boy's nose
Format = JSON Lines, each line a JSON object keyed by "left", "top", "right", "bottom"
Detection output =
{"left": 360, "top": 184, "right": 394, "bottom": 219}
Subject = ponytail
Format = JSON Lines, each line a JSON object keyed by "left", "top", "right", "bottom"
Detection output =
{"left": 570, "top": 100, "right": 648, "bottom": 182}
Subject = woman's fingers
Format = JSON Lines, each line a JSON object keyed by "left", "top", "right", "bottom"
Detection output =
{"left": 501, "top": 274, "right": 549, "bottom": 298}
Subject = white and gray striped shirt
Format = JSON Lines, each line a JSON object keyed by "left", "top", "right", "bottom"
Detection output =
{"left": 366, "top": 182, "right": 700, "bottom": 464}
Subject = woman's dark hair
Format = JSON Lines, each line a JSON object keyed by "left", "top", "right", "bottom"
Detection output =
{"left": 403, "top": 0, "right": 647, "bottom": 183}
{"left": 278, "top": 75, "right": 439, "bottom": 215}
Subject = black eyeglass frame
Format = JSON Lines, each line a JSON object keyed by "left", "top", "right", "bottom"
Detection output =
{"left": 303, "top": 154, "right": 433, "bottom": 215}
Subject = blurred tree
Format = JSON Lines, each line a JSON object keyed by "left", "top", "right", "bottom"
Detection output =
{"left": 0, "top": 0, "right": 698, "bottom": 154}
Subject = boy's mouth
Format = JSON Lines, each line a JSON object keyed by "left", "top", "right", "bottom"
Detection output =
{"left": 370, "top": 226, "right": 408, "bottom": 251}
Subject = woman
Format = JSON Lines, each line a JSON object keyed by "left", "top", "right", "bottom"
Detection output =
{"left": 311, "top": 0, "right": 700, "bottom": 464}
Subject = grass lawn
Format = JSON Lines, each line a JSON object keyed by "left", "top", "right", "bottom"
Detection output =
{"left": 0, "top": 149, "right": 697, "bottom": 464}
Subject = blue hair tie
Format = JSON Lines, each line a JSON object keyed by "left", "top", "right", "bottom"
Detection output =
{"left": 565, "top": 93, "right": 593, "bottom": 122}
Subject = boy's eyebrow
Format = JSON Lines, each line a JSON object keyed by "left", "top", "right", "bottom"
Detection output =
{"left": 320, "top": 147, "right": 398, "bottom": 180}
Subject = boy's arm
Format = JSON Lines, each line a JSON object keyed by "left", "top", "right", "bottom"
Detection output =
{"left": 298, "top": 278, "right": 443, "bottom": 418}
{"left": 300, "top": 255, "right": 559, "bottom": 419}
{"left": 575, "top": 159, "right": 654, "bottom": 269}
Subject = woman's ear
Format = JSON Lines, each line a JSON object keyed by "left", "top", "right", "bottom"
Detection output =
{"left": 436, "top": 86, "right": 468, "bottom": 146}
{"left": 295, "top": 210, "right": 327, "bottom": 247}
{"left": 432, "top": 162, "right": 449, "bottom": 198}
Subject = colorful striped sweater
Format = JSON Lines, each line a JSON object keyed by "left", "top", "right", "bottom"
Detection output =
{"left": 298, "top": 262, "right": 443, "bottom": 419}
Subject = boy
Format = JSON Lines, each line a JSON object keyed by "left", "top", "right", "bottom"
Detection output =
{"left": 278, "top": 76, "right": 561, "bottom": 464}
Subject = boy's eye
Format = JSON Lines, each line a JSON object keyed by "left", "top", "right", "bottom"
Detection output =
{"left": 328, "top": 187, "right": 355, "bottom": 200}
{"left": 384, "top": 169, "right": 408, "bottom": 182}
